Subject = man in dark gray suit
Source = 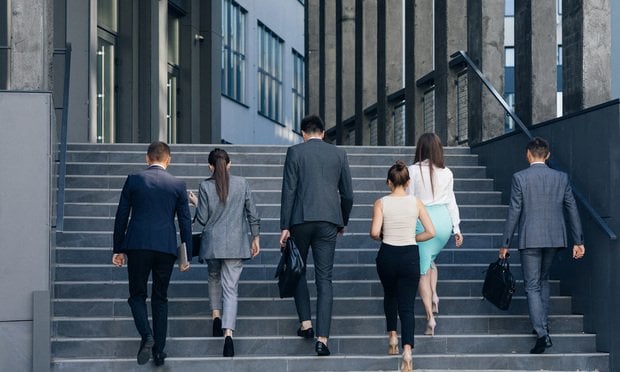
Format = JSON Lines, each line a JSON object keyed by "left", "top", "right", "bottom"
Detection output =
{"left": 279, "top": 115, "right": 354, "bottom": 356}
{"left": 499, "top": 137, "right": 585, "bottom": 354}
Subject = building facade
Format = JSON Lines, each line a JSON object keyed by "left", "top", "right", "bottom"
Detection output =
{"left": 0, "top": 0, "right": 304, "bottom": 145}
{"left": 307, "top": 0, "right": 620, "bottom": 147}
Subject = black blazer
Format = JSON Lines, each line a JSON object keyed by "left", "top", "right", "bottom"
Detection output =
{"left": 113, "top": 165, "right": 193, "bottom": 256}
{"left": 280, "top": 139, "right": 354, "bottom": 229}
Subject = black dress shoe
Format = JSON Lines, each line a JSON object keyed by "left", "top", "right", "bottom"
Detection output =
{"left": 297, "top": 327, "right": 314, "bottom": 339}
{"left": 213, "top": 317, "right": 224, "bottom": 337}
{"left": 137, "top": 335, "right": 154, "bottom": 365}
{"left": 530, "top": 335, "right": 551, "bottom": 354}
{"left": 315, "top": 341, "right": 330, "bottom": 356}
{"left": 153, "top": 351, "right": 167, "bottom": 367}
{"left": 223, "top": 336, "right": 235, "bottom": 357}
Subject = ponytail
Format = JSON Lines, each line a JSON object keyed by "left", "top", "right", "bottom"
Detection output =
{"left": 208, "top": 148, "right": 230, "bottom": 202}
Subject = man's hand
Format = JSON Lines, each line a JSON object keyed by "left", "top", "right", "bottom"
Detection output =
{"left": 573, "top": 244, "right": 585, "bottom": 259}
{"left": 279, "top": 229, "right": 290, "bottom": 251}
{"left": 454, "top": 233, "right": 463, "bottom": 247}
{"left": 337, "top": 227, "right": 345, "bottom": 236}
{"left": 112, "top": 253, "right": 126, "bottom": 267}
{"left": 499, "top": 247, "right": 509, "bottom": 259}
{"left": 180, "top": 262, "right": 191, "bottom": 272}
{"left": 251, "top": 236, "right": 260, "bottom": 257}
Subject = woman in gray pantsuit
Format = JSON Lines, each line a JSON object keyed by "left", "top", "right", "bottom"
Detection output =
{"left": 189, "top": 148, "right": 260, "bottom": 357}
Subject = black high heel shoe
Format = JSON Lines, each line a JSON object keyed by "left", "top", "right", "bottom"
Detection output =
{"left": 223, "top": 336, "right": 234, "bottom": 357}
{"left": 213, "top": 317, "right": 224, "bottom": 337}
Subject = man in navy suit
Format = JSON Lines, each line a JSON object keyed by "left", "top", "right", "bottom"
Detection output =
{"left": 499, "top": 137, "right": 585, "bottom": 354}
{"left": 112, "top": 141, "right": 192, "bottom": 366}
{"left": 279, "top": 115, "right": 354, "bottom": 356}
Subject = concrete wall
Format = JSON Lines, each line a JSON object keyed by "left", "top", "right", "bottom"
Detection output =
{"left": 221, "top": 0, "right": 303, "bottom": 145}
{"left": 0, "top": 92, "right": 53, "bottom": 372}
{"left": 612, "top": 0, "right": 620, "bottom": 99}
{"left": 471, "top": 99, "right": 620, "bottom": 371}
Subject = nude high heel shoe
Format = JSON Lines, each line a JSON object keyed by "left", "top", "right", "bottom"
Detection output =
{"left": 400, "top": 350, "right": 413, "bottom": 372}
{"left": 388, "top": 335, "right": 399, "bottom": 355}
{"left": 424, "top": 318, "right": 436, "bottom": 336}
{"left": 432, "top": 295, "right": 439, "bottom": 314}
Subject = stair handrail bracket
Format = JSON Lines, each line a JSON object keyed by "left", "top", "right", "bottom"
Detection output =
{"left": 450, "top": 50, "right": 616, "bottom": 241}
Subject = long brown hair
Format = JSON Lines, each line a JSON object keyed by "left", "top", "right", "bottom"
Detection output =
{"left": 208, "top": 148, "right": 230, "bottom": 202}
{"left": 414, "top": 133, "right": 445, "bottom": 196}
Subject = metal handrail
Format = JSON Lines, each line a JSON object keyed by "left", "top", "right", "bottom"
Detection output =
{"left": 55, "top": 44, "right": 72, "bottom": 231}
{"left": 451, "top": 50, "right": 617, "bottom": 241}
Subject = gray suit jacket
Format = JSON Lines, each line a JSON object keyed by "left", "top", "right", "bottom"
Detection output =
{"left": 194, "top": 175, "right": 260, "bottom": 260}
{"left": 501, "top": 163, "right": 584, "bottom": 249}
{"left": 280, "top": 138, "right": 354, "bottom": 229}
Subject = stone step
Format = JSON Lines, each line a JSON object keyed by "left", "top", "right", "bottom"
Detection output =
{"left": 52, "top": 296, "right": 573, "bottom": 318}
{"left": 64, "top": 162, "right": 488, "bottom": 179}
{"left": 55, "top": 231, "right": 506, "bottom": 248}
{"left": 63, "top": 175, "right": 496, "bottom": 192}
{"left": 62, "top": 201, "right": 508, "bottom": 220}
{"left": 65, "top": 151, "right": 481, "bottom": 166}
{"left": 53, "top": 314, "right": 584, "bottom": 338}
{"left": 54, "top": 279, "right": 558, "bottom": 299}
{"left": 65, "top": 143, "right": 472, "bottom": 155}
{"left": 54, "top": 262, "right": 524, "bottom": 282}
{"left": 50, "top": 334, "right": 599, "bottom": 359}
{"left": 55, "top": 247, "right": 518, "bottom": 266}
{"left": 60, "top": 216, "right": 507, "bottom": 234}
{"left": 50, "top": 353, "right": 609, "bottom": 372}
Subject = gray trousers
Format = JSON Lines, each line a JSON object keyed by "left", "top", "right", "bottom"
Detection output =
{"left": 520, "top": 247, "right": 559, "bottom": 338}
{"left": 207, "top": 259, "right": 244, "bottom": 331}
{"left": 291, "top": 221, "right": 338, "bottom": 338}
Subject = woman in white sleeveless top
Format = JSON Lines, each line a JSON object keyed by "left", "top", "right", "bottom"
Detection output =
{"left": 370, "top": 161, "right": 435, "bottom": 372}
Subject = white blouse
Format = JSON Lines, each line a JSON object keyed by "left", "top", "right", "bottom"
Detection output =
{"left": 407, "top": 160, "right": 461, "bottom": 234}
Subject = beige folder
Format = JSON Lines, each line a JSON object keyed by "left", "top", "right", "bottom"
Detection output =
{"left": 178, "top": 242, "right": 189, "bottom": 270}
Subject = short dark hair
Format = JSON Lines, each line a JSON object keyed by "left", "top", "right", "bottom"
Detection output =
{"left": 526, "top": 137, "right": 549, "bottom": 159}
{"left": 387, "top": 160, "right": 410, "bottom": 187}
{"left": 147, "top": 141, "right": 171, "bottom": 162}
{"left": 301, "top": 115, "right": 325, "bottom": 134}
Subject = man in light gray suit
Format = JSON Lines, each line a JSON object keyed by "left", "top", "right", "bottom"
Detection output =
{"left": 499, "top": 137, "right": 585, "bottom": 354}
{"left": 279, "top": 115, "right": 354, "bottom": 356}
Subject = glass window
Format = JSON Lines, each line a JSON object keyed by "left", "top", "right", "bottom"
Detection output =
{"left": 505, "top": 0, "right": 514, "bottom": 17}
{"left": 0, "top": 0, "right": 9, "bottom": 89}
{"left": 167, "top": 9, "right": 181, "bottom": 143}
{"left": 97, "top": 0, "right": 118, "bottom": 33}
{"left": 222, "top": 0, "right": 246, "bottom": 103}
{"left": 257, "top": 23, "right": 283, "bottom": 123}
{"left": 505, "top": 47, "right": 514, "bottom": 67}
{"left": 96, "top": 0, "right": 118, "bottom": 143}
{"left": 292, "top": 50, "right": 305, "bottom": 132}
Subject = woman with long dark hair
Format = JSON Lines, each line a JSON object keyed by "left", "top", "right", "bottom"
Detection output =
{"left": 189, "top": 148, "right": 260, "bottom": 357}
{"left": 407, "top": 133, "right": 463, "bottom": 336}
{"left": 370, "top": 161, "right": 435, "bottom": 372}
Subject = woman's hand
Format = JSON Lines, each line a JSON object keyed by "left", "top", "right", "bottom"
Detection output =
{"left": 454, "top": 232, "right": 463, "bottom": 247}
{"left": 251, "top": 236, "right": 260, "bottom": 257}
{"left": 188, "top": 191, "right": 198, "bottom": 206}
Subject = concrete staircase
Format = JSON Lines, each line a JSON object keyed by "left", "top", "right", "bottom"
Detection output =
{"left": 51, "top": 144, "right": 609, "bottom": 371}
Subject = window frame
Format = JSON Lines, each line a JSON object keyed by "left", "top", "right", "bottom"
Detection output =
{"left": 221, "top": 0, "right": 247, "bottom": 104}
{"left": 257, "top": 22, "right": 284, "bottom": 124}
{"left": 291, "top": 49, "right": 305, "bottom": 133}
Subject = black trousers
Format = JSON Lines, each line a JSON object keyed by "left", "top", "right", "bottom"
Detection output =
{"left": 290, "top": 221, "right": 338, "bottom": 338}
{"left": 126, "top": 250, "right": 176, "bottom": 354}
{"left": 375, "top": 243, "right": 420, "bottom": 347}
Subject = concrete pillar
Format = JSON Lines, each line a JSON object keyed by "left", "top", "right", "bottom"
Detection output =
{"left": 414, "top": 0, "right": 433, "bottom": 140}
{"left": 342, "top": 0, "right": 356, "bottom": 120}
{"left": 613, "top": 0, "right": 620, "bottom": 99}
{"left": 363, "top": 0, "right": 377, "bottom": 109}
{"left": 9, "top": 0, "right": 53, "bottom": 90}
{"left": 515, "top": 0, "right": 557, "bottom": 126}
{"left": 307, "top": 0, "right": 320, "bottom": 116}
{"left": 199, "top": 0, "right": 221, "bottom": 143}
{"left": 178, "top": 0, "right": 202, "bottom": 143}
{"left": 354, "top": 0, "right": 364, "bottom": 144}
{"left": 324, "top": 0, "right": 336, "bottom": 128}
{"left": 467, "top": 0, "right": 505, "bottom": 143}
{"left": 563, "top": 0, "right": 611, "bottom": 114}
{"left": 385, "top": 0, "right": 403, "bottom": 93}
{"left": 446, "top": 0, "right": 467, "bottom": 145}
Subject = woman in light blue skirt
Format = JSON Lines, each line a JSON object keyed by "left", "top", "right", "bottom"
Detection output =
{"left": 408, "top": 133, "right": 463, "bottom": 336}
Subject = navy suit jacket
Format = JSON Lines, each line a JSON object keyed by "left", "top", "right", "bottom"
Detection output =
{"left": 501, "top": 163, "right": 584, "bottom": 249}
{"left": 280, "top": 138, "right": 354, "bottom": 229}
{"left": 113, "top": 165, "right": 193, "bottom": 256}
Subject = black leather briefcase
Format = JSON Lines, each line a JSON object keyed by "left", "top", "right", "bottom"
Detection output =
{"left": 482, "top": 257, "right": 516, "bottom": 310}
